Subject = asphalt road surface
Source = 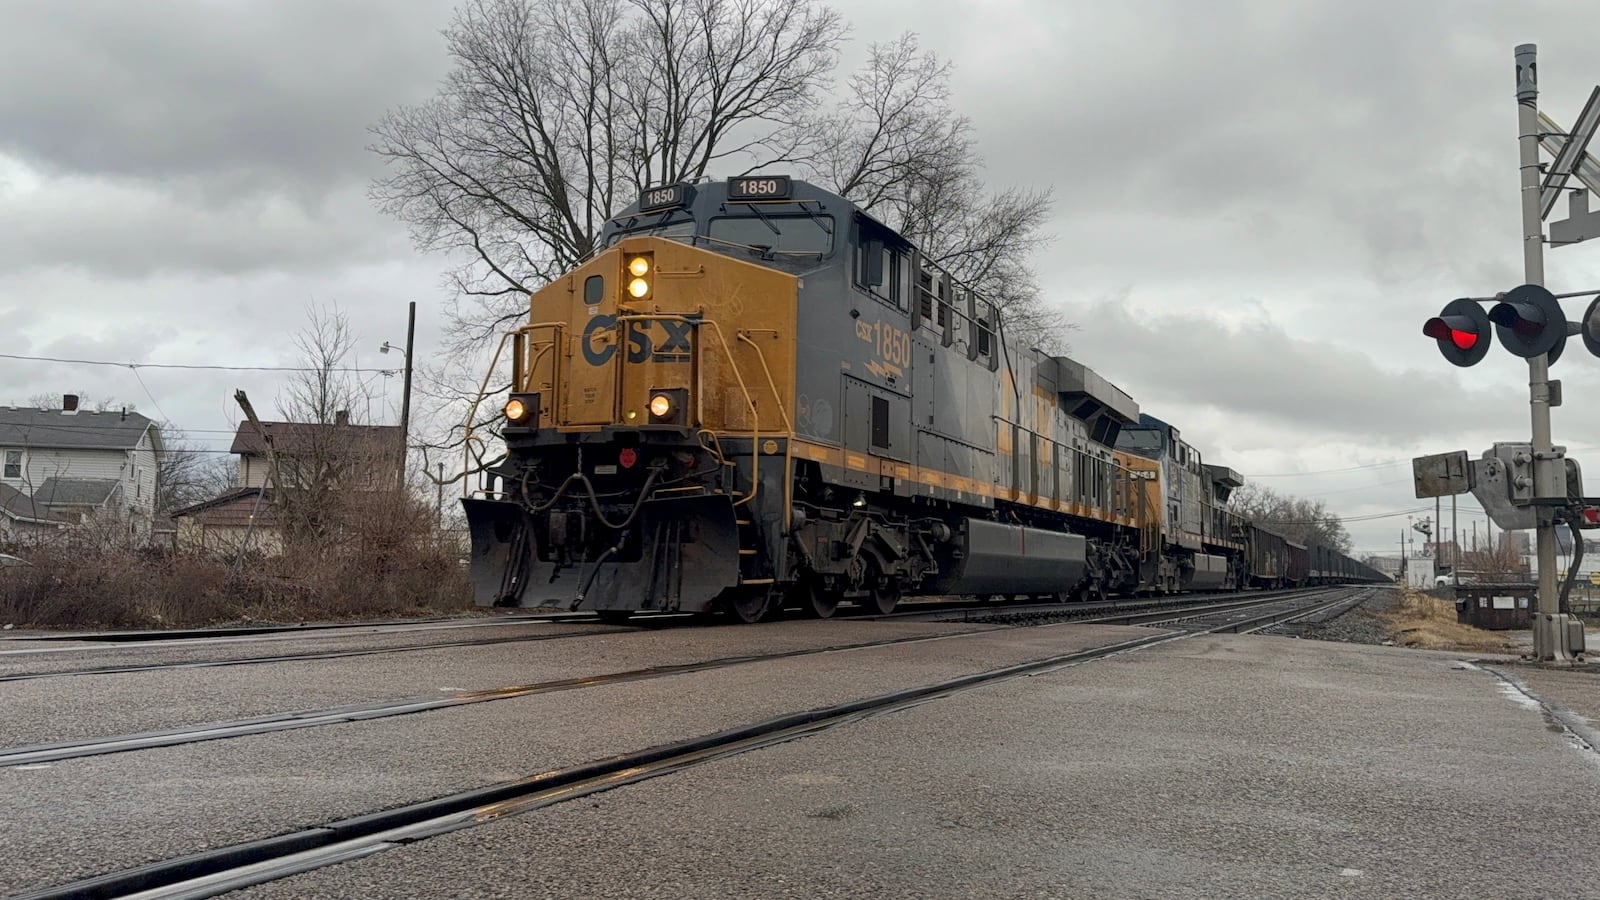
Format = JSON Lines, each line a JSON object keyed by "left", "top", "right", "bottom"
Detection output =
{"left": 4, "top": 601, "right": 1597, "bottom": 899}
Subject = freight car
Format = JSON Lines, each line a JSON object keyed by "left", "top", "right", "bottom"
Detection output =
{"left": 462, "top": 176, "right": 1386, "bottom": 621}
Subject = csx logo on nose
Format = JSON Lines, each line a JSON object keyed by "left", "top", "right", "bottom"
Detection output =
{"left": 581, "top": 315, "right": 694, "bottom": 366}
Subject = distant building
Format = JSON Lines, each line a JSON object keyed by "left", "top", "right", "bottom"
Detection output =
{"left": 0, "top": 396, "right": 162, "bottom": 544}
{"left": 172, "top": 487, "right": 282, "bottom": 556}
{"left": 228, "top": 413, "right": 400, "bottom": 492}
{"left": 172, "top": 412, "right": 401, "bottom": 556}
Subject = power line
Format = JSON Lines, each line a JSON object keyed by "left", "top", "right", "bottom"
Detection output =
{"left": 1247, "top": 460, "right": 1409, "bottom": 477}
{"left": 0, "top": 352, "right": 402, "bottom": 375}
{"left": 1247, "top": 444, "right": 1600, "bottom": 479}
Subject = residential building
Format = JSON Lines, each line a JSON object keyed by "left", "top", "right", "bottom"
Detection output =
{"left": 172, "top": 412, "right": 400, "bottom": 555}
{"left": 0, "top": 396, "right": 162, "bottom": 544}
{"left": 172, "top": 487, "right": 281, "bottom": 556}
{"left": 229, "top": 412, "right": 400, "bottom": 492}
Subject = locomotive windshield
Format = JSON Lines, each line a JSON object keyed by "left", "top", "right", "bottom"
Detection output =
{"left": 707, "top": 215, "right": 833, "bottom": 254}
{"left": 1116, "top": 427, "right": 1164, "bottom": 455}
{"left": 604, "top": 212, "right": 696, "bottom": 247}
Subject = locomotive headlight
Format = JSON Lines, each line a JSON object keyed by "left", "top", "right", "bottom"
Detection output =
{"left": 504, "top": 398, "right": 529, "bottom": 422}
{"left": 625, "top": 254, "right": 653, "bottom": 299}
{"left": 648, "top": 393, "right": 674, "bottom": 419}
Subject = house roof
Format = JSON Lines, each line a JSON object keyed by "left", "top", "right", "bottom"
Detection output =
{"left": 0, "top": 407, "right": 158, "bottom": 451}
{"left": 0, "top": 483, "right": 69, "bottom": 525}
{"left": 35, "top": 478, "right": 122, "bottom": 508}
{"left": 172, "top": 487, "right": 279, "bottom": 527}
{"left": 229, "top": 421, "right": 401, "bottom": 455}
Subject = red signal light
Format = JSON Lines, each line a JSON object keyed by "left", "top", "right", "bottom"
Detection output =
{"left": 1424, "top": 300, "right": 1491, "bottom": 367}
{"left": 1423, "top": 320, "right": 1480, "bottom": 349}
{"left": 618, "top": 448, "right": 638, "bottom": 469}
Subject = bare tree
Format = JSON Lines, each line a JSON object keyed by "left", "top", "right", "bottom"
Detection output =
{"left": 1229, "top": 482, "right": 1353, "bottom": 553}
{"left": 25, "top": 392, "right": 125, "bottom": 412}
{"left": 278, "top": 303, "right": 371, "bottom": 427}
{"left": 803, "top": 34, "right": 1062, "bottom": 350}
{"left": 370, "top": 0, "right": 846, "bottom": 346}
{"left": 156, "top": 426, "right": 235, "bottom": 515}
{"left": 263, "top": 304, "right": 392, "bottom": 538}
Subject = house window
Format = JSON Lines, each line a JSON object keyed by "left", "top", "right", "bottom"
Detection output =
{"left": 3, "top": 450, "right": 19, "bottom": 479}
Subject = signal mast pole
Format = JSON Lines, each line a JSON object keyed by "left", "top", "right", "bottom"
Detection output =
{"left": 1514, "top": 44, "right": 1577, "bottom": 662}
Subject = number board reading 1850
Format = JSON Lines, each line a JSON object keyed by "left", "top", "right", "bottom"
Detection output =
{"left": 638, "top": 183, "right": 694, "bottom": 212}
{"left": 727, "top": 176, "right": 792, "bottom": 200}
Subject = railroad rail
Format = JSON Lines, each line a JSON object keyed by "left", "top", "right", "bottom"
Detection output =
{"left": 0, "top": 587, "right": 1362, "bottom": 683}
{"left": 14, "top": 586, "right": 1371, "bottom": 900}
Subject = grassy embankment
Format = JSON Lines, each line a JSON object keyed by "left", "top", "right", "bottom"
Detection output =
{"left": 1382, "top": 587, "right": 1521, "bottom": 654}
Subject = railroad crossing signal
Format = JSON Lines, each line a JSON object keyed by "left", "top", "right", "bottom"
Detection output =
{"left": 1423, "top": 299, "right": 1491, "bottom": 367}
{"left": 1487, "top": 284, "right": 1576, "bottom": 361}
{"left": 1421, "top": 285, "right": 1600, "bottom": 366}
{"left": 1584, "top": 297, "right": 1600, "bottom": 357}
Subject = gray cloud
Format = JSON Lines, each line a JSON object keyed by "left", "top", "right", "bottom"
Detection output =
{"left": 3, "top": 0, "right": 1599, "bottom": 553}
{"left": 0, "top": 1, "right": 453, "bottom": 187}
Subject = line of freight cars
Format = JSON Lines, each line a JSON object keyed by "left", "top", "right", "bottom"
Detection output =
{"left": 1242, "top": 526, "right": 1389, "bottom": 588}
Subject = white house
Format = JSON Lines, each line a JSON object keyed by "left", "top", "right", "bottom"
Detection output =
{"left": 0, "top": 395, "right": 163, "bottom": 544}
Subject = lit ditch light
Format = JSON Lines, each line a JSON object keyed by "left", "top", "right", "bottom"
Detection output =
{"left": 647, "top": 388, "right": 687, "bottom": 425}
{"left": 503, "top": 394, "right": 540, "bottom": 425}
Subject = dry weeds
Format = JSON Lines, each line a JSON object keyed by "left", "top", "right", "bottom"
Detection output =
{"left": 1382, "top": 588, "right": 1521, "bottom": 654}
{"left": 0, "top": 543, "right": 472, "bottom": 630}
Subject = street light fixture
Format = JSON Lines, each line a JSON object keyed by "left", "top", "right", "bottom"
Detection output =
{"left": 379, "top": 303, "right": 416, "bottom": 486}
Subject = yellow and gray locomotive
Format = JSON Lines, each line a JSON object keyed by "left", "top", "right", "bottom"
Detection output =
{"left": 462, "top": 176, "right": 1380, "bottom": 621}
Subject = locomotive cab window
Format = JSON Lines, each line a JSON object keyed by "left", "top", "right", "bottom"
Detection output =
{"left": 604, "top": 214, "right": 696, "bottom": 247}
{"left": 854, "top": 217, "right": 911, "bottom": 310}
{"left": 707, "top": 215, "right": 833, "bottom": 254}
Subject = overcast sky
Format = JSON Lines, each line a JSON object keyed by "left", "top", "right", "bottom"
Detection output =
{"left": 3, "top": 0, "right": 1599, "bottom": 554}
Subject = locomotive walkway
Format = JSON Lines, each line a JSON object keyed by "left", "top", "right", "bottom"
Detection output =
{"left": 2, "top": 588, "right": 1596, "bottom": 898}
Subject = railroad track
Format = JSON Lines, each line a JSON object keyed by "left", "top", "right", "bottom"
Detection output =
{"left": 0, "top": 630, "right": 996, "bottom": 768}
{"left": 886, "top": 585, "right": 1355, "bottom": 626}
{"left": 0, "top": 611, "right": 585, "bottom": 644}
{"left": 13, "top": 586, "right": 1367, "bottom": 900}
{"left": 0, "top": 586, "right": 1364, "bottom": 682}
{"left": 0, "top": 624, "right": 643, "bottom": 683}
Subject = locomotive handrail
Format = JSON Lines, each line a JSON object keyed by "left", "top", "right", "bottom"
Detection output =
{"left": 463, "top": 321, "right": 567, "bottom": 499}
{"left": 737, "top": 329, "right": 795, "bottom": 531}
{"left": 612, "top": 313, "right": 765, "bottom": 509}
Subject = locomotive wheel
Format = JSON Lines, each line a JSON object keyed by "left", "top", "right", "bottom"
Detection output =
{"left": 596, "top": 610, "right": 634, "bottom": 625}
{"left": 796, "top": 579, "right": 839, "bottom": 619}
{"left": 725, "top": 588, "right": 772, "bottom": 624}
{"left": 860, "top": 577, "right": 901, "bottom": 615}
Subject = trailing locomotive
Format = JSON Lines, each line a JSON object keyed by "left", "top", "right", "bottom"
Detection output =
{"left": 462, "top": 176, "right": 1386, "bottom": 622}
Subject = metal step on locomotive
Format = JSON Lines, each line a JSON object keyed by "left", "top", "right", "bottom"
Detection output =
{"left": 461, "top": 176, "right": 1387, "bottom": 622}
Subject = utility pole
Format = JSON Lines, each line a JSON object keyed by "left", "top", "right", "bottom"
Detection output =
{"left": 1451, "top": 495, "right": 1459, "bottom": 585}
{"left": 1515, "top": 45, "right": 1581, "bottom": 662}
{"left": 402, "top": 301, "right": 415, "bottom": 479}
{"left": 231, "top": 390, "right": 287, "bottom": 576}
{"left": 437, "top": 461, "right": 444, "bottom": 529}
{"left": 380, "top": 302, "right": 416, "bottom": 490}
